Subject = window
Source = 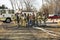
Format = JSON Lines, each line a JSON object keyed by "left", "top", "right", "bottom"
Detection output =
{"left": 12, "top": 10, "right": 14, "bottom": 13}
{"left": 1, "top": 10, "right": 6, "bottom": 14}
{"left": 0, "top": 10, "right": 2, "bottom": 15}
{"left": 8, "top": 10, "right": 14, "bottom": 14}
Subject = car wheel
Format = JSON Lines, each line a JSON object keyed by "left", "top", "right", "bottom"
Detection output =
{"left": 5, "top": 18, "right": 11, "bottom": 23}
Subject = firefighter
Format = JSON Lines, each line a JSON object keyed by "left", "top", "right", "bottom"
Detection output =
{"left": 26, "top": 14, "right": 29, "bottom": 26}
{"left": 20, "top": 14, "right": 26, "bottom": 27}
{"left": 32, "top": 13, "right": 35, "bottom": 26}
{"left": 15, "top": 12, "right": 20, "bottom": 27}
{"left": 37, "top": 15, "right": 42, "bottom": 26}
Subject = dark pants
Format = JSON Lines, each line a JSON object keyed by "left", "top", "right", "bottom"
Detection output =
{"left": 28, "top": 20, "right": 33, "bottom": 27}
{"left": 16, "top": 16, "right": 20, "bottom": 27}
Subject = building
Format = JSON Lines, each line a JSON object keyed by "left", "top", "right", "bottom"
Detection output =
{"left": 21, "top": 10, "right": 37, "bottom": 16}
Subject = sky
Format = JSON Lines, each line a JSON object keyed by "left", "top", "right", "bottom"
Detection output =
{"left": 0, "top": 0, "right": 42, "bottom": 10}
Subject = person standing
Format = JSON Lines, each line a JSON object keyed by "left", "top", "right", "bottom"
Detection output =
{"left": 32, "top": 13, "right": 35, "bottom": 26}
{"left": 20, "top": 14, "right": 26, "bottom": 27}
{"left": 15, "top": 12, "right": 20, "bottom": 27}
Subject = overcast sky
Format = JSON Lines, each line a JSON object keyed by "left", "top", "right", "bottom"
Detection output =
{"left": 0, "top": 0, "right": 42, "bottom": 10}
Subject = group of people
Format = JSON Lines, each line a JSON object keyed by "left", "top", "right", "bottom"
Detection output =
{"left": 15, "top": 12, "right": 45, "bottom": 27}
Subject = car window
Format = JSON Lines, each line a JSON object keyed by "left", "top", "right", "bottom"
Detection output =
{"left": 8, "top": 10, "right": 14, "bottom": 14}
{"left": 1, "top": 10, "right": 6, "bottom": 14}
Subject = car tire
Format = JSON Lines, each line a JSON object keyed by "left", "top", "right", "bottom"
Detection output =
{"left": 5, "top": 18, "right": 11, "bottom": 23}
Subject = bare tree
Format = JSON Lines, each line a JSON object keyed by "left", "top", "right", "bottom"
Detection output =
{"left": 9, "top": 0, "right": 14, "bottom": 9}
{"left": 45, "top": 0, "right": 60, "bottom": 14}
{"left": 18, "top": 0, "right": 23, "bottom": 10}
{"left": 39, "top": 0, "right": 60, "bottom": 24}
{"left": 23, "top": 0, "right": 36, "bottom": 11}
{"left": 10, "top": 0, "right": 37, "bottom": 11}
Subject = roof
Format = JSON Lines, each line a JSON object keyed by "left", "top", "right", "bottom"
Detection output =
{"left": 22, "top": 10, "right": 37, "bottom": 12}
